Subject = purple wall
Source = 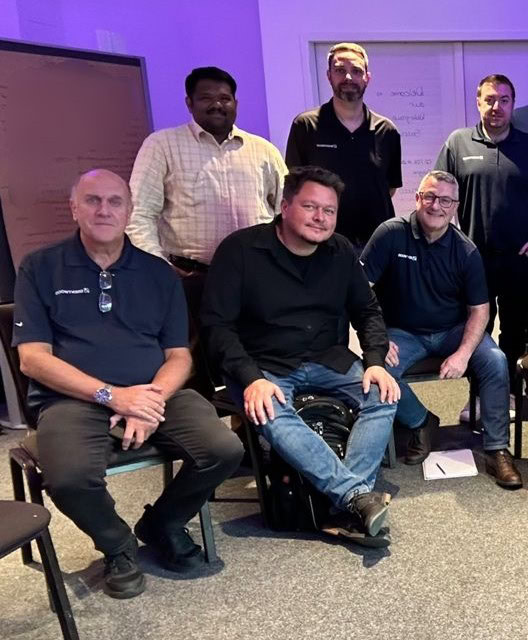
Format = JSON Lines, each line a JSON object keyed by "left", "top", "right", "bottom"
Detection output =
{"left": 1, "top": 0, "right": 270, "bottom": 138}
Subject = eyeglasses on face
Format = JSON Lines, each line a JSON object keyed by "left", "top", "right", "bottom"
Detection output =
{"left": 98, "top": 270, "right": 112, "bottom": 313}
{"left": 418, "top": 192, "right": 458, "bottom": 208}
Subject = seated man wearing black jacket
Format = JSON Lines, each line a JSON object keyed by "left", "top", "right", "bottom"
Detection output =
{"left": 201, "top": 166, "right": 400, "bottom": 546}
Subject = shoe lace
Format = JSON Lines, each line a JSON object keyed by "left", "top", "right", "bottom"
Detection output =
{"left": 105, "top": 549, "right": 136, "bottom": 574}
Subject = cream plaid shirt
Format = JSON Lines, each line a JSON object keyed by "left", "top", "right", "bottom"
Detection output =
{"left": 127, "top": 120, "right": 287, "bottom": 264}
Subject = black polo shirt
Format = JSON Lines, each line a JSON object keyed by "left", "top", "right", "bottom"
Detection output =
{"left": 360, "top": 213, "right": 488, "bottom": 334}
{"left": 435, "top": 123, "right": 528, "bottom": 255}
{"left": 13, "top": 232, "right": 188, "bottom": 410}
{"left": 285, "top": 101, "right": 402, "bottom": 245}
{"left": 200, "top": 218, "right": 388, "bottom": 388}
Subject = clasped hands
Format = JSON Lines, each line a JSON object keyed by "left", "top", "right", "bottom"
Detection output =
{"left": 108, "top": 383, "right": 166, "bottom": 450}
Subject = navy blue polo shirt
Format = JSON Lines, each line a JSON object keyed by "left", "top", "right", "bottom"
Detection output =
{"left": 13, "top": 232, "right": 188, "bottom": 410}
{"left": 360, "top": 213, "right": 488, "bottom": 334}
{"left": 435, "top": 123, "right": 528, "bottom": 254}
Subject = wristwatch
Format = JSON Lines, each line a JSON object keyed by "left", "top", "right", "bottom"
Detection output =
{"left": 94, "top": 384, "right": 113, "bottom": 405}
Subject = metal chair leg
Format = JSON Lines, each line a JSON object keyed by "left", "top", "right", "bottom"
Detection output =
{"left": 9, "top": 453, "right": 34, "bottom": 564}
{"left": 469, "top": 376, "right": 478, "bottom": 431}
{"left": 198, "top": 501, "right": 217, "bottom": 563}
{"left": 244, "top": 419, "right": 272, "bottom": 527}
{"left": 514, "top": 365, "right": 524, "bottom": 458}
{"left": 36, "top": 528, "right": 79, "bottom": 640}
{"left": 384, "top": 429, "right": 397, "bottom": 469}
{"left": 163, "top": 459, "right": 173, "bottom": 487}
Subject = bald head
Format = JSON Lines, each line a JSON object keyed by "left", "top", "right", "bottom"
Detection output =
{"left": 70, "top": 168, "right": 133, "bottom": 248}
{"left": 71, "top": 169, "right": 131, "bottom": 200}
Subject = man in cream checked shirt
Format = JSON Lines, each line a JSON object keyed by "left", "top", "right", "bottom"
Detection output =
{"left": 127, "top": 66, "right": 287, "bottom": 276}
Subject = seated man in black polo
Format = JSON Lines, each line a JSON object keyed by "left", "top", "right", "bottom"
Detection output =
{"left": 201, "top": 166, "right": 400, "bottom": 547}
{"left": 360, "top": 169, "right": 521, "bottom": 488}
{"left": 12, "top": 169, "right": 243, "bottom": 599}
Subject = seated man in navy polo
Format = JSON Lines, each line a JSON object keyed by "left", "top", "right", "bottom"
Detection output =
{"left": 201, "top": 165, "right": 400, "bottom": 547}
{"left": 12, "top": 169, "right": 243, "bottom": 599}
{"left": 360, "top": 170, "right": 521, "bottom": 489}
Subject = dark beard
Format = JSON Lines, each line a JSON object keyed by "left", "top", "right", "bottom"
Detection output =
{"left": 335, "top": 84, "right": 365, "bottom": 102}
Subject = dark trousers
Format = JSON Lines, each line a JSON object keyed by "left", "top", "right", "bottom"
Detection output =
{"left": 37, "top": 389, "right": 243, "bottom": 555}
{"left": 486, "top": 253, "right": 528, "bottom": 392}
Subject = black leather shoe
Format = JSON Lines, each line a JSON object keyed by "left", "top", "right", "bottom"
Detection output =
{"left": 103, "top": 535, "right": 146, "bottom": 599}
{"left": 321, "top": 511, "right": 391, "bottom": 547}
{"left": 485, "top": 449, "right": 523, "bottom": 489}
{"left": 135, "top": 504, "right": 204, "bottom": 572}
{"left": 405, "top": 411, "right": 440, "bottom": 465}
{"left": 346, "top": 491, "right": 391, "bottom": 537}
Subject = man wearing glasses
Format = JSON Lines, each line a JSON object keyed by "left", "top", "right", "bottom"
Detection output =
{"left": 12, "top": 169, "right": 243, "bottom": 599}
{"left": 360, "top": 170, "right": 521, "bottom": 488}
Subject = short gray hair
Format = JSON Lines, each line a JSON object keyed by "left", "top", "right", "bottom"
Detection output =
{"left": 418, "top": 170, "right": 459, "bottom": 199}
{"left": 327, "top": 42, "right": 369, "bottom": 70}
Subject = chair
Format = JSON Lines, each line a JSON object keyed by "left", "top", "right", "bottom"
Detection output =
{"left": 0, "top": 500, "right": 79, "bottom": 640}
{"left": 514, "top": 353, "right": 528, "bottom": 458}
{"left": 0, "top": 303, "right": 217, "bottom": 566}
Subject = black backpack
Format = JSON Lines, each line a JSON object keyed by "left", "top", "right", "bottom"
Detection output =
{"left": 268, "top": 394, "right": 356, "bottom": 532}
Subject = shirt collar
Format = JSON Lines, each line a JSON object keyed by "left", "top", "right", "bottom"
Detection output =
{"left": 188, "top": 118, "right": 245, "bottom": 145}
{"left": 409, "top": 211, "right": 452, "bottom": 247}
{"left": 473, "top": 121, "right": 520, "bottom": 145}
{"left": 326, "top": 100, "right": 373, "bottom": 132}
{"left": 64, "top": 231, "right": 139, "bottom": 270}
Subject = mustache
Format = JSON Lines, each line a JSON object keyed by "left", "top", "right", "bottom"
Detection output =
{"left": 206, "top": 106, "right": 227, "bottom": 116}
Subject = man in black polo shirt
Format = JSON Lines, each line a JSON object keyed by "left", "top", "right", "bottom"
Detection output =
{"left": 202, "top": 166, "right": 400, "bottom": 546}
{"left": 12, "top": 169, "right": 243, "bottom": 599}
{"left": 435, "top": 74, "right": 528, "bottom": 407}
{"left": 361, "top": 170, "right": 521, "bottom": 489}
{"left": 285, "top": 42, "right": 401, "bottom": 252}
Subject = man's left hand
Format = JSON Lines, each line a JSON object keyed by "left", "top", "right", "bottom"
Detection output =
{"left": 519, "top": 242, "right": 528, "bottom": 257}
{"left": 119, "top": 415, "right": 160, "bottom": 450}
{"left": 439, "top": 352, "right": 469, "bottom": 379}
{"left": 362, "top": 365, "right": 400, "bottom": 404}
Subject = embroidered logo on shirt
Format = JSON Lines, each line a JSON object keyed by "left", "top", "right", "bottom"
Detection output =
{"left": 316, "top": 144, "right": 338, "bottom": 149}
{"left": 54, "top": 288, "right": 90, "bottom": 296}
{"left": 462, "top": 155, "right": 484, "bottom": 161}
{"left": 15, "top": 321, "right": 23, "bottom": 327}
{"left": 398, "top": 253, "right": 417, "bottom": 262}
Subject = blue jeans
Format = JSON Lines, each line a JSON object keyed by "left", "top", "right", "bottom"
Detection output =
{"left": 387, "top": 325, "right": 510, "bottom": 450}
{"left": 226, "top": 361, "right": 396, "bottom": 510}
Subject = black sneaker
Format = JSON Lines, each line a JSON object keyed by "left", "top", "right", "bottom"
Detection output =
{"left": 347, "top": 491, "right": 391, "bottom": 537}
{"left": 321, "top": 511, "right": 391, "bottom": 548}
{"left": 103, "top": 535, "right": 146, "bottom": 599}
{"left": 134, "top": 504, "right": 204, "bottom": 572}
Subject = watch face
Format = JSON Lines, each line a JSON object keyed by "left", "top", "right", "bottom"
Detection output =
{"left": 95, "top": 387, "right": 112, "bottom": 404}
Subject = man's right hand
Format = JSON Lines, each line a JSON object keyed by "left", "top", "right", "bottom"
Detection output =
{"left": 385, "top": 341, "right": 400, "bottom": 368}
{"left": 110, "top": 384, "right": 165, "bottom": 424}
{"left": 243, "top": 378, "right": 286, "bottom": 425}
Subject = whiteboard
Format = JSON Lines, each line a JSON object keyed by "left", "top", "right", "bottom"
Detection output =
{"left": 314, "top": 40, "right": 528, "bottom": 217}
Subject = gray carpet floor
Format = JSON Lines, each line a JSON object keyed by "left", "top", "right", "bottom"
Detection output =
{"left": 1, "top": 378, "right": 528, "bottom": 640}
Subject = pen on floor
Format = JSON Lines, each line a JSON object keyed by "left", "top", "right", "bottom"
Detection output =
{"left": 436, "top": 462, "right": 446, "bottom": 475}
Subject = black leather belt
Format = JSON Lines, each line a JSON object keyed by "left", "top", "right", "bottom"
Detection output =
{"left": 168, "top": 255, "right": 209, "bottom": 273}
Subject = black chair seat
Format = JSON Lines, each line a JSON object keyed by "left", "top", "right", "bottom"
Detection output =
{"left": 0, "top": 500, "right": 51, "bottom": 559}
{"left": 403, "top": 356, "right": 445, "bottom": 377}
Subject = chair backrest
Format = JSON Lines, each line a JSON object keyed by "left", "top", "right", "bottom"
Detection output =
{"left": 0, "top": 303, "right": 36, "bottom": 426}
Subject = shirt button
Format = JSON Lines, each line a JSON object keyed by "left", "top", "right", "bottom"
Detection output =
{"left": 306, "top": 324, "right": 312, "bottom": 330}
